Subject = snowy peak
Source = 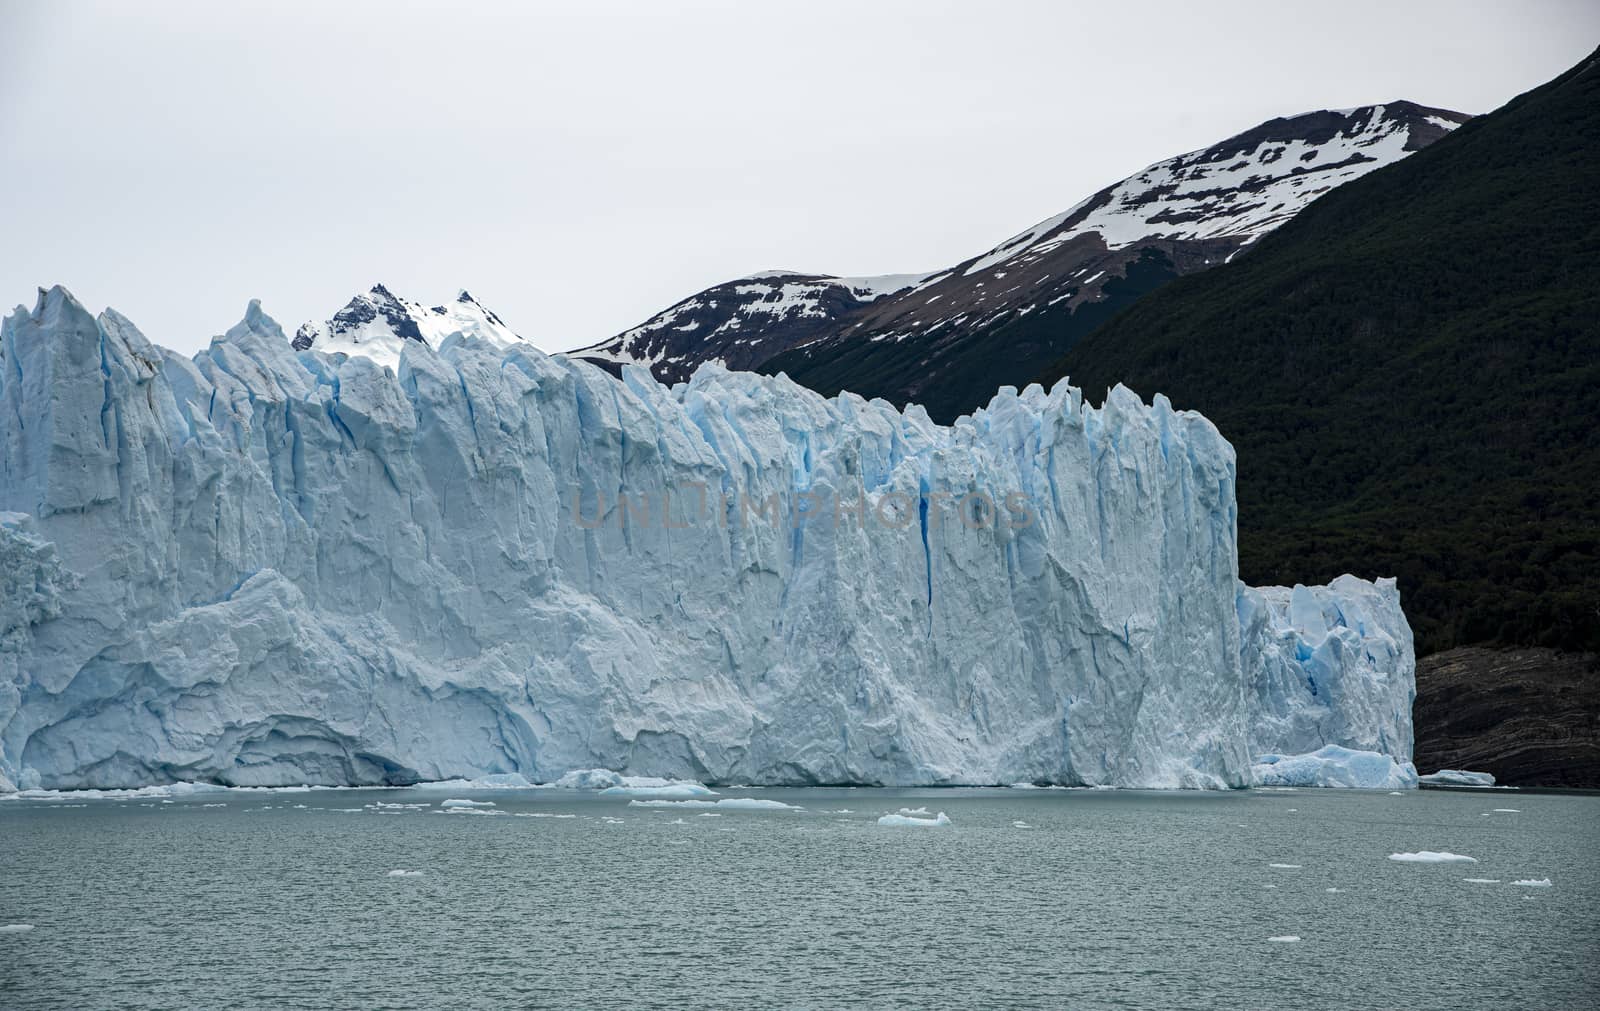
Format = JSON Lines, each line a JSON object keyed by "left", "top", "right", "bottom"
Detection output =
{"left": 959, "top": 102, "right": 1471, "bottom": 272}
{"left": 571, "top": 270, "right": 933, "bottom": 384}
{"left": 293, "top": 284, "right": 527, "bottom": 369}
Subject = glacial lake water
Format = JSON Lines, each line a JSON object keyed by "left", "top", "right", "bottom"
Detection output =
{"left": 1, "top": 786, "right": 1596, "bottom": 1009}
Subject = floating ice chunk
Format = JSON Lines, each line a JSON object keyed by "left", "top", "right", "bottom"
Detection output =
{"left": 1013, "top": 821, "right": 1033, "bottom": 829}
{"left": 898, "top": 807, "right": 931, "bottom": 816}
{"left": 201, "top": 803, "right": 226, "bottom": 808}
{"left": 598, "top": 784, "right": 716, "bottom": 800}
{"left": 414, "top": 773, "right": 536, "bottom": 791}
{"left": 1262, "top": 884, "right": 1277, "bottom": 889}
{"left": 386, "top": 869, "right": 424, "bottom": 878}
{"left": 1252, "top": 746, "right": 1418, "bottom": 789}
{"left": 1266, "top": 936, "right": 1301, "bottom": 943}
{"left": 627, "top": 798, "right": 800, "bottom": 811}
{"left": 1388, "top": 851, "right": 1477, "bottom": 863}
{"left": 446, "top": 807, "right": 506, "bottom": 816}
{"left": 697, "top": 813, "right": 721, "bottom": 818}
{"left": 1418, "top": 770, "right": 1496, "bottom": 788}
{"left": 1492, "top": 809, "right": 1520, "bottom": 813}
{"left": 552, "top": 770, "right": 716, "bottom": 798}
{"left": 877, "top": 811, "right": 952, "bottom": 827}
{"left": 511, "top": 811, "right": 576, "bottom": 818}
{"left": 0, "top": 924, "right": 35, "bottom": 933}
{"left": 667, "top": 818, "right": 687, "bottom": 825}
{"left": 1268, "top": 863, "right": 1302, "bottom": 869}
{"left": 440, "top": 799, "right": 495, "bottom": 808}
{"left": 1512, "top": 879, "right": 1552, "bottom": 887}
{"left": 1325, "top": 887, "right": 1343, "bottom": 893}
{"left": 1463, "top": 878, "right": 1501, "bottom": 884}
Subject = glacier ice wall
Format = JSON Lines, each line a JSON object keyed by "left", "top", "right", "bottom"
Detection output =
{"left": 1240, "top": 576, "right": 1415, "bottom": 762}
{"left": 0, "top": 286, "right": 1410, "bottom": 790}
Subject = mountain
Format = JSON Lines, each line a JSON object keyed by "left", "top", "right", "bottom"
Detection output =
{"left": 576, "top": 102, "right": 1468, "bottom": 419}
{"left": 0, "top": 287, "right": 1412, "bottom": 792}
{"left": 570, "top": 271, "right": 933, "bottom": 385}
{"left": 293, "top": 284, "right": 528, "bottom": 369}
{"left": 1032, "top": 49, "right": 1600, "bottom": 783}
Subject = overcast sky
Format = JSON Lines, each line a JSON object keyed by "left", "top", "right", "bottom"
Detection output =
{"left": 2, "top": 1, "right": 1595, "bottom": 355}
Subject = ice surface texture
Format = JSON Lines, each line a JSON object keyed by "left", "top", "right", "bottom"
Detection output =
{"left": 0, "top": 287, "right": 1412, "bottom": 791}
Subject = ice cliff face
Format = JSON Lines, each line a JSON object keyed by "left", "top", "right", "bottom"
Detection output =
{"left": 0, "top": 286, "right": 1412, "bottom": 791}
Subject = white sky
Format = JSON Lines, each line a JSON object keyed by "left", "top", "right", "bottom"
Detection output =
{"left": 2, "top": 0, "right": 1595, "bottom": 355}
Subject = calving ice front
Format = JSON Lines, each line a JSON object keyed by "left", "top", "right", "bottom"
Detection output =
{"left": 0, "top": 286, "right": 1414, "bottom": 793}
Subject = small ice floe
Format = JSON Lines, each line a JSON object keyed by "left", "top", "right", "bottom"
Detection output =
{"left": 697, "top": 813, "right": 721, "bottom": 818}
{"left": 1388, "top": 792, "right": 1404, "bottom": 796}
{"left": 331, "top": 807, "right": 363, "bottom": 813}
{"left": 626, "top": 798, "right": 800, "bottom": 811}
{"left": 1266, "top": 935, "right": 1302, "bottom": 943}
{"left": 1268, "top": 864, "right": 1302, "bottom": 869}
{"left": 1285, "top": 809, "right": 1297, "bottom": 813}
{"left": 1463, "top": 878, "right": 1501, "bottom": 884}
{"left": 385, "top": 869, "right": 424, "bottom": 878}
{"left": 667, "top": 818, "right": 687, "bottom": 825}
{"left": 0, "top": 924, "right": 35, "bottom": 933}
{"left": 877, "top": 811, "right": 951, "bottom": 827}
{"left": 1325, "top": 887, "right": 1344, "bottom": 893}
{"left": 1262, "top": 884, "right": 1278, "bottom": 889}
{"left": 1512, "top": 879, "right": 1553, "bottom": 887}
{"left": 1418, "top": 769, "right": 1496, "bottom": 788}
{"left": 562, "top": 771, "right": 718, "bottom": 800}
{"left": 898, "top": 807, "right": 931, "bottom": 816}
{"left": 1388, "top": 851, "right": 1477, "bottom": 863}
{"left": 511, "top": 812, "right": 576, "bottom": 819}
{"left": 413, "top": 773, "right": 536, "bottom": 791}
{"left": 201, "top": 803, "right": 227, "bottom": 808}
{"left": 600, "top": 816, "right": 625, "bottom": 825}
{"left": 445, "top": 807, "right": 506, "bottom": 816}
{"left": 440, "top": 799, "right": 495, "bottom": 809}
{"left": 1012, "top": 821, "right": 1033, "bottom": 829}
{"left": 1492, "top": 809, "right": 1521, "bottom": 814}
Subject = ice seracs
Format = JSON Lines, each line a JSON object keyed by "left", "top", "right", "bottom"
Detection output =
{"left": 0, "top": 286, "right": 1416, "bottom": 793}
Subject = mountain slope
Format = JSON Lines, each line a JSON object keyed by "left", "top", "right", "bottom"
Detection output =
{"left": 1035, "top": 47, "right": 1600, "bottom": 658}
{"left": 569, "top": 271, "right": 932, "bottom": 384}
{"left": 574, "top": 103, "right": 1466, "bottom": 419}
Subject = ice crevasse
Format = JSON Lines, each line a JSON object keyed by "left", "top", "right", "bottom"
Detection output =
{"left": 0, "top": 287, "right": 1414, "bottom": 792}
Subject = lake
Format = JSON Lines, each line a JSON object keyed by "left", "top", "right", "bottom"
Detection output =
{"left": 2, "top": 785, "right": 1595, "bottom": 1009}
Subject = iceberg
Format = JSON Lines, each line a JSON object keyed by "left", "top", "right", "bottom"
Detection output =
{"left": 1388, "top": 852, "right": 1477, "bottom": 863}
{"left": 1418, "top": 770, "right": 1497, "bottom": 788}
{"left": 0, "top": 287, "right": 1414, "bottom": 792}
{"left": 1251, "top": 745, "right": 1418, "bottom": 789}
{"left": 878, "top": 811, "right": 952, "bottom": 827}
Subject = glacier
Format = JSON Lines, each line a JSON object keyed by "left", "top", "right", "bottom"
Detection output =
{"left": 0, "top": 286, "right": 1413, "bottom": 792}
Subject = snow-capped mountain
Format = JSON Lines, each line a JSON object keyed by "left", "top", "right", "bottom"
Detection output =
{"left": 293, "top": 284, "right": 527, "bottom": 369}
{"left": 570, "top": 270, "right": 934, "bottom": 385}
{"left": 578, "top": 102, "right": 1468, "bottom": 418}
